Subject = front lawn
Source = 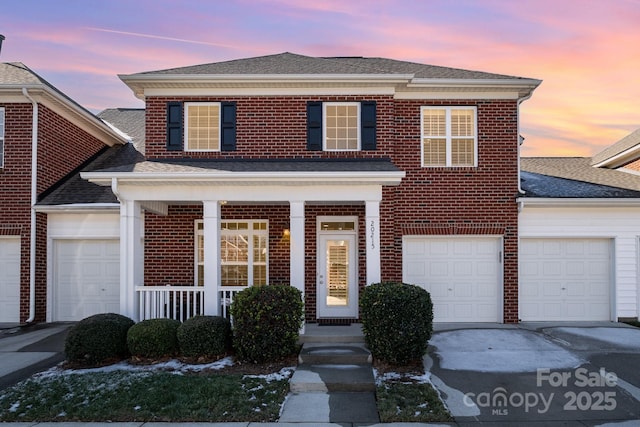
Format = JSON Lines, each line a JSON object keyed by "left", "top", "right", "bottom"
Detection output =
{"left": 0, "top": 359, "right": 291, "bottom": 422}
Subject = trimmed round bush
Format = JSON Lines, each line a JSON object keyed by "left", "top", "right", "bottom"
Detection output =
{"left": 230, "top": 285, "right": 304, "bottom": 363}
{"left": 65, "top": 313, "right": 134, "bottom": 366}
{"left": 177, "top": 315, "right": 231, "bottom": 358}
{"left": 360, "top": 282, "right": 433, "bottom": 364}
{"left": 127, "top": 318, "right": 181, "bottom": 359}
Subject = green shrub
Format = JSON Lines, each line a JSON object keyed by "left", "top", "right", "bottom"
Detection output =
{"left": 230, "top": 285, "right": 303, "bottom": 363}
{"left": 127, "top": 318, "right": 181, "bottom": 359}
{"left": 177, "top": 315, "right": 231, "bottom": 358}
{"left": 64, "top": 313, "right": 134, "bottom": 366}
{"left": 360, "top": 282, "right": 433, "bottom": 364}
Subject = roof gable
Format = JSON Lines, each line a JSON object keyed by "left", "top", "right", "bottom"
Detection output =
{"left": 591, "top": 128, "right": 640, "bottom": 168}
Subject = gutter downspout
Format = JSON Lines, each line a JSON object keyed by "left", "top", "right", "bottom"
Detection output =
{"left": 23, "top": 88, "right": 38, "bottom": 323}
{"left": 517, "top": 93, "right": 534, "bottom": 195}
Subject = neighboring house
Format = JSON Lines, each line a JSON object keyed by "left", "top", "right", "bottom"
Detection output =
{"left": 520, "top": 131, "right": 640, "bottom": 322}
{"left": 0, "top": 62, "right": 127, "bottom": 323}
{"left": 77, "top": 52, "right": 542, "bottom": 325}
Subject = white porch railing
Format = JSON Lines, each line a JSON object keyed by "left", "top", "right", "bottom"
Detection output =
{"left": 135, "top": 286, "right": 245, "bottom": 322}
{"left": 136, "top": 286, "right": 205, "bottom": 322}
{"left": 219, "top": 287, "right": 244, "bottom": 320}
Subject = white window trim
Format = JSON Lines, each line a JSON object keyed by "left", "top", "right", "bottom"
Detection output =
{"left": 0, "top": 107, "right": 5, "bottom": 168}
{"left": 420, "top": 106, "right": 478, "bottom": 167}
{"left": 323, "top": 102, "right": 361, "bottom": 152}
{"left": 184, "top": 102, "right": 221, "bottom": 152}
{"left": 194, "top": 219, "right": 269, "bottom": 288}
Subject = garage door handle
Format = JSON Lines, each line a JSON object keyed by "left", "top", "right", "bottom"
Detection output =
{"left": 561, "top": 287, "right": 566, "bottom": 290}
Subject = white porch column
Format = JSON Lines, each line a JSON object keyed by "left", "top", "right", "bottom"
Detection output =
{"left": 120, "top": 199, "right": 144, "bottom": 321}
{"left": 290, "top": 201, "right": 305, "bottom": 332}
{"left": 365, "top": 200, "right": 381, "bottom": 285}
{"left": 203, "top": 201, "right": 221, "bottom": 315}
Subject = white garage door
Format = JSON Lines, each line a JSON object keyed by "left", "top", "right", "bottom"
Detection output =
{"left": 53, "top": 239, "right": 120, "bottom": 322}
{"left": 0, "top": 237, "right": 20, "bottom": 322}
{"left": 403, "top": 237, "right": 501, "bottom": 322}
{"left": 520, "top": 238, "right": 611, "bottom": 321}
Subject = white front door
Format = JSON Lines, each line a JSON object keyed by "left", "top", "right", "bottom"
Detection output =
{"left": 317, "top": 234, "right": 358, "bottom": 318}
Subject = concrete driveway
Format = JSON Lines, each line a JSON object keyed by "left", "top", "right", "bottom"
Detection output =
{"left": 426, "top": 322, "right": 640, "bottom": 426}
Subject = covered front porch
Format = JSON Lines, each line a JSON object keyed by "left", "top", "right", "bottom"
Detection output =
{"left": 82, "top": 158, "right": 404, "bottom": 326}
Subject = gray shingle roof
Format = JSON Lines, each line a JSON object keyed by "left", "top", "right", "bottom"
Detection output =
{"left": 521, "top": 157, "right": 640, "bottom": 193}
{"left": 38, "top": 144, "right": 145, "bottom": 206}
{"left": 521, "top": 171, "right": 640, "bottom": 198}
{"left": 91, "top": 157, "right": 402, "bottom": 174}
{"left": 97, "top": 108, "right": 145, "bottom": 153}
{"left": 590, "top": 128, "right": 640, "bottom": 166}
{"left": 0, "top": 62, "right": 43, "bottom": 85}
{"left": 131, "top": 52, "right": 530, "bottom": 81}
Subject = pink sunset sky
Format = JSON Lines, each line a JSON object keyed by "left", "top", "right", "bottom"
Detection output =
{"left": 1, "top": 0, "right": 638, "bottom": 157}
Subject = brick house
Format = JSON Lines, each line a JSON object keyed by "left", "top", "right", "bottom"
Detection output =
{"left": 76, "top": 52, "right": 542, "bottom": 325}
{"left": 0, "top": 62, "right": 126, "bottom": 323}
{"left": 7, "top": 53, "right": 639, "bottom": 326}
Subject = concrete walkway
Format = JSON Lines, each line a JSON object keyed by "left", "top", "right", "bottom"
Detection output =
{"left": 0, "top": 322, "right": 71, "bottom": 390}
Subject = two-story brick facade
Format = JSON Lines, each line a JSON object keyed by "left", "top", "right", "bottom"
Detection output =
{"left": 0, "top": 62, "right": 126, "bottom": 323}
{"left": 80, "top": 53, "right": 540, "bottom": 324}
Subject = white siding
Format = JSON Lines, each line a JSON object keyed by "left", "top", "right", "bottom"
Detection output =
{"left": 520, "top": 206, "right": 640, "bottom": 319}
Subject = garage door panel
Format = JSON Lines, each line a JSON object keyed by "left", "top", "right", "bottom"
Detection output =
{"left": 54, "top": 240, "right": 120, "bottom": 322}
{"left": 0, "top": 238, "right": 21, "bottom": 322}
{"left": 403, "top": 237, "right": 500, "bottom": 323}
{"left": 520, "top": 238, "right": 611, "bottom": 321}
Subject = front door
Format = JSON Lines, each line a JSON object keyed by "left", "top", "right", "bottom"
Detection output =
{"left": 317, "top": 234, "right": 358, "bottom": 318}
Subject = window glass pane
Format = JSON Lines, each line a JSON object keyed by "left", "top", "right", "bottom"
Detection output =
{"left": 186, "top": 103, "right": 220, "bottom": 151}
{"left": 423, "top": 109, "right": 446, "bottom": 136}
{"left": 320, "top": 221, "right": 356, "bottom": 231}
{"left": 222, "top": 265, "right": 248, "bottom": 286}
{"left": 222, "top": 234, "right": 248, "bottom": 262}
{"left": 253, "top": 235, "right": 267, "bottom": 263}
{"left": 451, "top": 109, "right": 475, "bottom": 137}
{"left": 423, "top": 138, "right": 446, "bottom": 166}
{"left": 451, "top": 138, "right": 475, "bottom": 166}
{"left": 253, "top": 265, "right": 267, "bottom": 286}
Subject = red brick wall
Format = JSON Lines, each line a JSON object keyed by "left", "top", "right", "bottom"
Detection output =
{"left": 0, "top": 102, "right": 108, "bottom": 322}
{"left": 142, "top": 95, "right": 520, "bottom": 323}
{"left": 145, "top": 96, "right": 394, "bottom": 159}
{"left": 144, "top": 204, "right": 291, "bottom": 286}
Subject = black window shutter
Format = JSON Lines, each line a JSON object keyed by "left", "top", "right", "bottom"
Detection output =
{"left": 361, "top": 101, "right": 377, "bottom": 150}
{"left": 166, "top": 102, "right": 183, "bottom": 151}
{"left": 307, "top": 101, "right": 323, "bottom": 151}
{"left": 220, "top": 102, "right": 237, "bottom": 151}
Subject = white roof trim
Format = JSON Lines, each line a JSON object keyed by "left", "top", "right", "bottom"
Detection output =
{"left": 518, "top": 197, "right": 640, "bottom": 208}
{"left": 81, "top": 170, "right": 406, "bottom": 186}
{"left": 34, "top": 203, "right": 120, "bottom": 213}
{"left": 591, "top": 144, "right": 640, "bottom": 168}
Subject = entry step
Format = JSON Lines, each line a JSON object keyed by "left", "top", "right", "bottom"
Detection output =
{"left": 298, "top": 343, "right": 372, "bottom": 365}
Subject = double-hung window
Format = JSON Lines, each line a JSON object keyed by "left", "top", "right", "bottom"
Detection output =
{"left": 195, "top": 220, "right": 268, "bottom": 287}
{"left": 0, "top": 107, "right": 5, "bottom": 168}
{"left": 421, "top": 106, "right": 477, "bottom": 167}
{"left": 307, "top": 101, "right": 376, "bottom": 151}
{"left": 185, "top": 102, "right": 221, "bottom": 152}
{"left": 324, "top": 102, "right": 360, "bottom": 151}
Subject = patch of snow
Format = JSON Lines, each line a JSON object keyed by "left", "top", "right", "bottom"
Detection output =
{"left": 615, "top": 378, "right": 640, "bottom": 402}
{"left": 595, "top": 422, "right": 640, "bottom": 427}
{"left": 133, "top": 405, "right": 141, "bottom": 411}
{"left": 8, "top": 401, "right": 19, "bottom": 413}
{"left": 244, "top": 367, "right": 294, "bottom": 382}
{"left": 430, "top": 329, "right": 582, "bottom": 373}
{"left": 553, "top": 327, "right": 640, "bottom": 349}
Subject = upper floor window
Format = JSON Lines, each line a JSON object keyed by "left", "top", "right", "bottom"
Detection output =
{"left": 185, "top": 102, "right": 220, "bottom": 152}
{"left": 324, "top": 102, "right": 360, "bottom": 151}
{"left": 421, "top": 106, "right": 477, "bottom": 167}
{"left": 0, "top": 107, "right": 5, "bottom": 168}
{"left": 307, "top": 101, "right": 376, "bottom": 151}
{"left": 166, "top": 101, "right": 236, "bottom": 152}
